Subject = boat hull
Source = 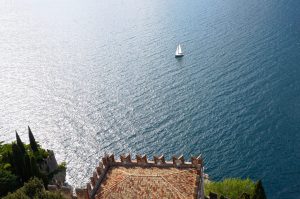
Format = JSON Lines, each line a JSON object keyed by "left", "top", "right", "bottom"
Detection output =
{"left": 175, "top": 54, "right": 184, "bottom": 58}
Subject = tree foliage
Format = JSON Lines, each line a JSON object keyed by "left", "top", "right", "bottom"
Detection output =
{"left": 0, "top": 127, "right": 62, "bottom": 197}
{"left": 3, "top": 177, "right": 65, "bottom": 199}
{"left": 28, "top": 126, "right": 39, "bottom": 152}
{"left": 15, "top": 132, "right": 25, "bottom": 154}
{"left": 0, "top": 170, "right": 19, "bottom": 197}
{"left": 11, "top": 143, "right": 25, "bottom": 181}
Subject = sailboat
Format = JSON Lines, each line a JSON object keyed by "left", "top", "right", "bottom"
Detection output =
{"left": 175, "top": 44, "right": 184, "bottom": 58}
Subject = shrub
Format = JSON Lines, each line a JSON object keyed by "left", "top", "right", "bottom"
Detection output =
{"left": 58, "top": 162, "right": 67, "bottom": 171}
{"left": 0, "top": 170, "right": 20, "bottom": 197}
{"left": 205, "top": 178, "right": 255, "bottom": 199}
{"left": 3, "top": 177, "right": 65, "bottom": 199}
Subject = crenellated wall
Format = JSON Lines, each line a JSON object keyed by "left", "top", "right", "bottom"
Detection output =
{"left": 88, "top": 154, "right": 205, "bottom": 199}
{"left": 48, "top": 154, "right": 206, "bottom": 199}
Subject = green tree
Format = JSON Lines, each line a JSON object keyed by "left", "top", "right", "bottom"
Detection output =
{"left": 252, "top": 180, "right": 267, "bottom": 199}
{"left": 30, "top": 156, "right": 40, "bottom": 178}
{"left": 0, "top": 143, "right": 13, "bottom": 170}
{"left": 28, "top": 126, "right": 39, "bottom": 152}
{"left": 15, "top": 131, "right": 25, "bottom": 154}
{"left": 24, "top": 154, "right": 32, "bottom": 182}
{"left": 11, "top": 143, "right": 25, "bottom": 181}
{"left": 0, "top": 170, "right": 19, "bottom": 197}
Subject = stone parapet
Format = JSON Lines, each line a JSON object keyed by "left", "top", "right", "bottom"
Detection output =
{"left": 84, "top": 153, "right": 205, "bottom": 199}
{"left": 49, "top": 153, "right": 211, "bottom": 199}
{"left": 120, "top": 154, "right": 131, "bottom": 163}
{"left": 99, "top": 154, "right": 203, "bottom": 168}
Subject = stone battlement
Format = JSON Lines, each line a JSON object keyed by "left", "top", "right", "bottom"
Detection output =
{"left": 100, "top": 154, "right": 203, "bottom": 168}
{"left": 49, "top": 154, "right": 206, "bottom": 199}
{"left": 91, "top": 154, "right": 204, "bottom": 199}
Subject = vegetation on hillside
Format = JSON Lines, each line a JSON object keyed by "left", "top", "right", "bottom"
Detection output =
{"left": 0, "top": 127, "right": 66, "bottom": 197}
{"left": 205, "top": 178, "right": 267, "bottom": 199}
{"left": 3, "top": 177, "right": 64, "bottom": 199}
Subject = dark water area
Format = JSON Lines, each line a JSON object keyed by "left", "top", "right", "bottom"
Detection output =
{"left": 0, "top": 0, "right": 299, "bottom": 198}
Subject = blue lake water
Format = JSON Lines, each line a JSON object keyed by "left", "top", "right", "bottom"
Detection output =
{"left": 0, "top": 0, "right": 299, "bottom": 198}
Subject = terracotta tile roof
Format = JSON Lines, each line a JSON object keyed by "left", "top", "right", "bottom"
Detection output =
{"left": 95, "top": 166, "right": 198, "bottom": 199}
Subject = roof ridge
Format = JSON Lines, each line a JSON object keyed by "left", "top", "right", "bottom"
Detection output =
{"left": 160, "top": 176, "right": 187, "bottom": 199}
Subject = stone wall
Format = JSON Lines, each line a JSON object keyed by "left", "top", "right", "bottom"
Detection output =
{"left": 39, "top": 150, "right": 58, "bottom": 173}
{"left": 88, "top": 154, "right": 205, "bottom": 199}
{"left": 48, "top": 153, "right": 206, "bottom": 199}
{"left": 46, "top": 150, "right": 59, "bottom": 173}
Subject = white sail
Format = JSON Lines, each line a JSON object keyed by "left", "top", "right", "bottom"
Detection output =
{"left": 175, "top": 44, "right": 184, "bottom": 57}
{"left": 178, "top": 44, "right": 182, "bottom": 54}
